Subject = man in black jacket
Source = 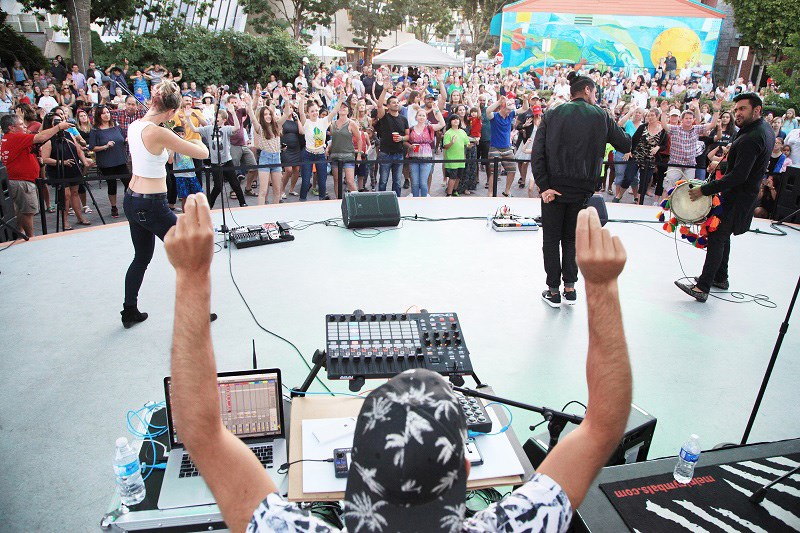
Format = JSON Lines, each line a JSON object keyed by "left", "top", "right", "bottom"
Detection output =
{"left": 533, "top": 71, "right": 631, "bottom": 306}
{"left": 676, "top": 93, "right": 775, "bottom": 302}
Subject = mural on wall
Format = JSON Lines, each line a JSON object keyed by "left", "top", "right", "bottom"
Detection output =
{"left": 500, "top": 12, "right": 722, "bottom": 72}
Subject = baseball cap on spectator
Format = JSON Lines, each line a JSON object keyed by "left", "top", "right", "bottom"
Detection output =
{"left": 532, "top": 104, "right": 543, "bottom": 116}
{"left": 302, "top": 57, "right": 309, "bottom": 63}
{"left": 669, "top": 109, "right": 681, "bottom": 117}
{"left": 343, "top": 369, "right": 468, "bottom": 532}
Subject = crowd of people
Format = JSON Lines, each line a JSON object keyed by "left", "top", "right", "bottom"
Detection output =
{"left": 2, "top": 53, "right": 799, "bottom": 238}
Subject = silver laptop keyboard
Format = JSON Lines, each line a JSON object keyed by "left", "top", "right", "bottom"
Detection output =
{"left": 178, "top": 445, "right": 274, "bottom": 478}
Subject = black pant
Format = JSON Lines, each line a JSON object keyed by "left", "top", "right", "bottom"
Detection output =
{"left": 166, "top": 170, "right": 177, "bottom": 205}
{"left": 696, "top": 217, "right": 734, "bottom": 293}
{"left": 100, "top": 164, "right": 131, "bottom": 196}
{"left": 208, "top": 160, "right": 246, "bottom": 208}
{"left": 122, "top": 193, "right": 177, "bottom": 306}
{"left": 477, "top": 140, "right": 490, "bottom": 173}
{"left": 541, "top": 200, "right": 585, "bottom": 290}
{"left": 636, "top": 166, "right": 655, "bottom": 205}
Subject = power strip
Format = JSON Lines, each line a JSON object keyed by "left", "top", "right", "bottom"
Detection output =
{"left": 491, "top": 217, "right": 539, "bottom": 231}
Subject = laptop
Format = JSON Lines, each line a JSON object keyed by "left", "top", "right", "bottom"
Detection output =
{"left": 157, "top": 368, "right": 288, "bottom": 510}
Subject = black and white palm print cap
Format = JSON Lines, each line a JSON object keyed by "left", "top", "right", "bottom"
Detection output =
{"left": 343, "top": 368, "right": 469, "bottom": 533}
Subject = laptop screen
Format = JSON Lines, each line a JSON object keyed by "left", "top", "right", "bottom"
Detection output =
{"left": 164, "top": 369, "right": 284, "bottom": 448}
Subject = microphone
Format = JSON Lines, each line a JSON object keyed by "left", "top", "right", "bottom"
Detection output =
{"left": 749, "top": 464, "right": 800, "bottom": 504}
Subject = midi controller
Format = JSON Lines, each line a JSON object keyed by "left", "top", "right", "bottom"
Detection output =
{"left": 325, "top": 310, "right": 474, "bottom": 381}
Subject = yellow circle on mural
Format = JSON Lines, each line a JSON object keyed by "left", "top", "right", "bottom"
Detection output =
{"left": 650, "top": 27, "right": 701, "bottom": 67}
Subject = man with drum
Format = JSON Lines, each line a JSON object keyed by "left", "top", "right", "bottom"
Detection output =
{"left": 676, "top": 93, "right": 775, "bottom": 301}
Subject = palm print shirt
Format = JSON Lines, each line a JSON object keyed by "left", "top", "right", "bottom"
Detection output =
{"left": 247, "top": 473, "right": 572, "bottom": 532}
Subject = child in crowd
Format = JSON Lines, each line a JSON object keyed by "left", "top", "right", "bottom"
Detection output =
{"left": 168, "top": 126, "right": 204, "bottom": 210}
{"left": 443, "top": 115, "right": 470, "bottom": 196}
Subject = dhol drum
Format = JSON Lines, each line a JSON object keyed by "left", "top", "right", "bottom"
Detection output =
{"left": 669, "top": 180, "right": 712, "bottom": 224}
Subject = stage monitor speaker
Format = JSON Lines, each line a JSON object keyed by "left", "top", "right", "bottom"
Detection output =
{"left": 523, "top": 404, "right": 656, "bottom": 469}
{"left": 588, "top": 194, "right": 609, "bottom": 226}
{"left": 0, "top": 166, "right": 19, "bottom": 243}
{"left": 341, "top": 191, "right": 400, "bottom": 229}
{"left": 774, "top": 166, "right": 800, "bottom": 224}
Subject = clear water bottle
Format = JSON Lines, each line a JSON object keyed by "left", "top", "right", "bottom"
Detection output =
{"left": 673, "top": 434, "right": 701, "bottom": 484}
{"left": 113, "top": 437, "right": 146, "bottom": 506}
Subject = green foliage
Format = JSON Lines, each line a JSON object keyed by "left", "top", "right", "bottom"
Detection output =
{"left": 349, "top": 0, "right": 403, "bottom": 59}
{"left": 727, "top": 0, "right": 800, "bottom": 62}
{"left": 0, "top": 12, "right": 48, "bottom": 71}
{"left": 762, "top": 89, "right": 800, "bottom": 117}
{"left": 394, "top": 0, "right": 455, "bottom": 42}
{"left": 92, "top": 26, "right": 306, "bottom": 86}
{"left": 241, "top": 0, "right": 340, "bottom": 40}
{"left": 460, "top": 0, "right": 505, "bottom": 57}
{"left": 767, "top": 32, "right": 800, "bottom": 100}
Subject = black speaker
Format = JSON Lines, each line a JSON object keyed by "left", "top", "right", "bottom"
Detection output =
{"left": 774, "top": 166, "right": 800, "bottom": 223}
{"left": 341, "top": 191, "right": 400, "bottom": 229}
{"left": 522, "top": 404, "right": 656, "bottom": 469}
{"left": 587, "top": 194, "right": 609, "bottom": 226}
{"left": 0, "top": 166, "right": 19, "bottom": 243}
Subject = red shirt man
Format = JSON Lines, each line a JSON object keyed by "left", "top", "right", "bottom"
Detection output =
{"left": 0, "top": 114, "right": 70, "bottom": 237}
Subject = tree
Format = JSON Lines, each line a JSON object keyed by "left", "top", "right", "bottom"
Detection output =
{"left": 393, "top": 0, "right": 454, "bottom": 43}
{"left": 240, "top": 0, "right": 340, "bottom": 41}
{"left": 0, "top": 10, "right": 48, "bottom": 71}
{"left": 767, "top": 32, "right": 800, "bottom": 99}
{"left": 727, "top": 0, "right": 800, "bottom": 64}
{"left": 460, "top": 0, "right": 504, "bottom": 58}
{"left": 18, "top": 0, "right": 211, "bottom": 72}
{"left": 349, "top": 0, "right": 402, "bottom": 61}
{"left": 92, "top": 25, "right": 306, "bottom": 86}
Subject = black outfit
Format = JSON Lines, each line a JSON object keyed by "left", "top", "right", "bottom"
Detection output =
{"left": 280, "top": 119, "right": 303, "bottom": 166}
{"left": 696, "top": 118, "right": 775, "bottom": 293}
{"left": 628, "top": 124, "right": 668, "bottom": 204}
{"left": 532, "top": 98, "right": 630, "bottom": 290}
{"left": 375, "top": 113, "right": 409, "bottom": 154}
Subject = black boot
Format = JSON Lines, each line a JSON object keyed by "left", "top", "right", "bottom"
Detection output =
{"left": 121, "top": 305, "right": 149, "bottom": 328}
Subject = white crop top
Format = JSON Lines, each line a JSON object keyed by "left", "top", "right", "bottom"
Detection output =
{"left": 128, "top": 120, "right": 169, "bottom": 178}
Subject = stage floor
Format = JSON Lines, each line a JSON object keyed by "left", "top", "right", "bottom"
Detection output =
{"left": 1, "top": 198, "right": 798, "bottom": 530}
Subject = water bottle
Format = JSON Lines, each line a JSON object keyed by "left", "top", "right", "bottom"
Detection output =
{"left": 113, "top": 437, "right": 146, "bottom": 506}
{"left": 673, "top": 434, "right": 701, "bottom": 484}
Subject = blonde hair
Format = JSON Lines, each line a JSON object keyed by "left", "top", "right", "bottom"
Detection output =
{"left": 151, "top": 80, "right": 182, "bottom": 112}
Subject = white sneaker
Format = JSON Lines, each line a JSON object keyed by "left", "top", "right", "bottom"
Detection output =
{"left": 289, "top": 191, "right": 299, "bottom": 196}
{"left": 281, "top": 193, "right": 287, "bottom": 200}
{"left": 83, "top": 205, "right": 92, "bottom": 214}
{"left": 68, "top": 208, "right": 75, "bottom": 215}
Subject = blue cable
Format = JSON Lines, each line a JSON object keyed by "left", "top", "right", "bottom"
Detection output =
{"left": 124, "top": 402, "right": 167, "bottom": 481}
{"left": 468, "top": 402, "right": 513, "bottom": 439}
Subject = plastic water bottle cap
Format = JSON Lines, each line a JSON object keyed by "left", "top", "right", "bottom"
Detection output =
{"left": 690, "top": 434, "right": 700, "bottom": 441}
{"left": 116, "top": 437, "right": 129, "bottom": 448}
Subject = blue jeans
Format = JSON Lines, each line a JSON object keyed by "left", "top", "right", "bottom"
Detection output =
{"left": 300, "top": 150, "right": 327, "bottom": 201}
{"left": 613, "top": 151, "right": 627, "bottom": 178}
{"left": 409, "top": 159, "right": 433, "bottom": 197}
{"left": 378, "top": 152, "right": 404, "bottom": 196}
{"left": 123, "top": 192, "right": 177, "bottom": 306}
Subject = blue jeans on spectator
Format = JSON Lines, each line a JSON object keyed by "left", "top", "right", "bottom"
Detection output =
{"left": 300, "top": 150, "right": 327, "bottom": 201}
{"left": 409, "top": 159, "right": 433, "bottom": 197}
{"left": 378, "top": 152, "right": 404, "bottom": 196}
{"left": 613, "top": 151, "right": 627, "bottom": 178}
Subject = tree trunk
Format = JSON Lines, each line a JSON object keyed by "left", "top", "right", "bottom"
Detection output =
{"left": 64, "top": 0, "right": 92, "bottom": 72}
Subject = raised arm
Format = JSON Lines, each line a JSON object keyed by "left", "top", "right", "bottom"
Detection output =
{"left": 164, "top": 194, "right": 276, "bottom": 533}
{"left": 485, "top": 96, "right": 502, "bottom": 121}
{"left": 705, "top": 98, "right": 722, "bottom": 134}
{"left": 537, "top": 207, "right": 630, "bottom": 510}
{"left": 32, "top": 120, "right": 71, "bottom": 144}
{"left": 376, "top": 85, "right": 388, "bottom": 120}
{"left": 431, "top": 107, "right": 446, "bottom": 131}
{"left": 298, "top": 94, "right": 307, "bottom": 125}
{"left": 150, "top": 124, "right": 209, "bottom": 160}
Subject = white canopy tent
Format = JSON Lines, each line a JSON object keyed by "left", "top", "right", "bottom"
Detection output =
{"left": 371, "top": 39, "right": 462, "bottom": 67}
{"left": 307, "top": 43, "right": 347, "bottom": 61}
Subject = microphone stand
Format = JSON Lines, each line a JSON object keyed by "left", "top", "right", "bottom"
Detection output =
{"left": 212, "top": 91, "right": 230, "bottom": 248}
{"left": 452, "top": 385, "right": 584, "bottom": 453}
{"left": 741, "top": 273, "right": 798, "bottom": 445}
{"left": 749, "top": 464, "right": 800, "bottom": 504}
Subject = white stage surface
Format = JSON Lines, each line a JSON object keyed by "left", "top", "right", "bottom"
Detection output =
{"left": 1, "top": 197, "right": 798, "bottom": 530}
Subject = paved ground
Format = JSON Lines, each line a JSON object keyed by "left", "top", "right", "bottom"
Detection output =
{"left": 31, "top": 165, "right": 655, "bottom": 236}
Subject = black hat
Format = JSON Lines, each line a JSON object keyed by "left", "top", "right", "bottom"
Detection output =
{"left": 343, "top": 369, "right": 468, "bottom": 532}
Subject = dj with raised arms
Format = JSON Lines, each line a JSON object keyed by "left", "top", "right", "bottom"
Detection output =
{"left": 164, "top": 194, "right": 632, "bottom": 532}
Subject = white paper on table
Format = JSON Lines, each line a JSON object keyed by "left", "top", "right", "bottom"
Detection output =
{"left": 302, "top": 418, "right": 356, "bottom": 493}
{"left": 301, "top": 406, "right": 525, "bottom": 493}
